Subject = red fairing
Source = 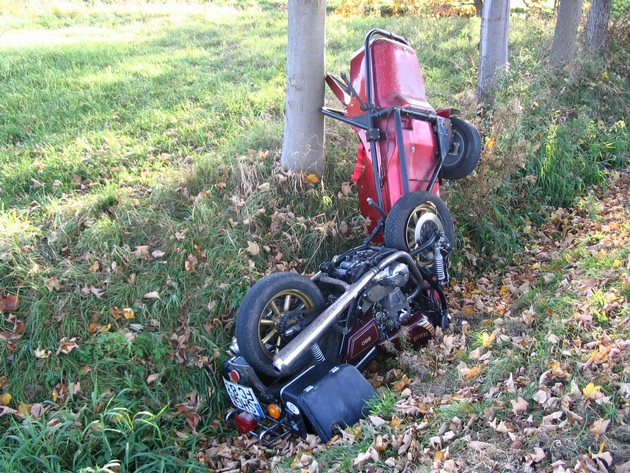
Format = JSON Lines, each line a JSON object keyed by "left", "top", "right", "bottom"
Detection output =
{"left": 346, "top": 39, "right": 440, "bottom": 234}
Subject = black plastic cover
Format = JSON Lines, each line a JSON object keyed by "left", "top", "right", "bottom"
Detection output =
{"left": 280, "top": 362, "right": 376, "bottom": 442}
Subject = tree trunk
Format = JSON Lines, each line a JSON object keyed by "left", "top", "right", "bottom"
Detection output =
{"left": 280, "top": 0, "right": 326, "bottom": 176}
{"left": 550, "top": 0, "right": 584, "bottom": 66}
{"left": 477, "top": 0, "right": 510, "bottom": 107}
{"left": 473, "top": 0, "right": 483, "bottom": 17}
{"left": 585, "top": 0, "right": 610, "bottom": 53}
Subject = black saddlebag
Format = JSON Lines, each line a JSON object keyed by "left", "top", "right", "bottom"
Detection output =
{"left": 280, "top": 362, "right": 376, "bottom": 442}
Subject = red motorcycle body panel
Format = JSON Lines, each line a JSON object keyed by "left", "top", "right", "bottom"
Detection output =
{"left": 347, "top": 38, "right": 434, "bottom": 115}
{"left": 344, "top": 316, "right": 379, "bottom": 363}
{"left": 344, "top": 39, "right": 441, "bottom": 234}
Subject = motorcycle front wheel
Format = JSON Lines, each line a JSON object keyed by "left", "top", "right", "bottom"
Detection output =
{"left": 235, "top": 272, "right": 324, "bottom": 377}
{"left": 383, "top": 191, "right": 455, "bottom": 265}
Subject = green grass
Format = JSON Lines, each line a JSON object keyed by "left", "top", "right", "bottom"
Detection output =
{"left": 0, "top": 1, "right": 629, "bottom": 470}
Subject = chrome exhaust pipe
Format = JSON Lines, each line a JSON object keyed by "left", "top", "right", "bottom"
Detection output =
{"left": 273, "top": 251, "right": 421, "bottom": 375}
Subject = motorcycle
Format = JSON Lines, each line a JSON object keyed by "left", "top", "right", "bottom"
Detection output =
{"left": 221, "top": 29, "right": 481, "bottom": 445}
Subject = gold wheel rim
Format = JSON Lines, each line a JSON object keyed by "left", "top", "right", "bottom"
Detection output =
{"left": 405, "top": 201, "right": 439, "bottom": 266}
{"left": 257, "top": 289, "right": 315, "bottom": 359}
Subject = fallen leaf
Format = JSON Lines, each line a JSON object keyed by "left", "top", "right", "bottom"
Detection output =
{"left": 147, "top": 373, "right": 161, "bottom": 384}
{"left": 511, "top": 397, "right": 529, "bottom": 416}
{"left": 0, "top": 393, "right": 12, "bottom": 405}
{"left": 246, "top": 241, "right": 260, "bottom": 256}
{"left": 143, "top": 291, "right": 160, "bottom": 300}
{"left": 0, "top": 294, "right": 19, "bottom": 312}
{"left": 505, "top": 373, "right": 516, "bottom": 394}
{"left": 304, "top": 173, "right": 319, "bottom": 184}
{"left": 468, "top": 441, "right": 492, "bottom": 451}
{"left": 583, "top": 382, "right": 603, "bottom": 400}
{"left": 133, "top": 245, "right": 150, "bottom": 257}
{"left": 34, "top": 347, "right": 52, "bottom": 359}
{"left": 88, "top": 322, "right": 111, "bottom": 336}
{"left": 0, "top": 406, "right": 17, "bottom": 416}
{"left": 369, "top": 415, "right": 387, "bottom": 426}
{"left": 389, "top": 416, "right": 403, "bottom": 428}
{"left": 482, "top": 332, "right": 495, "bottom": 347}
{"left": 56, "top": 337, "right": 80, "bottom": 355}
{"left": 353, "top": 446, "right": 379, "bottom": 465}
{"left": 591, "top": 450, "right": 613, "bottom": 467}
{"left": 590, "top": 418, "right": 610, "bottom": 437}
{"left": 46, "top": 277, "right": 61, "bottom": 291}
{"left": 185, "top": 254, "right": 198, "bottom": 271}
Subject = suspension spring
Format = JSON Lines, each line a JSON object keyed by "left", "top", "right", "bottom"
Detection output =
{"left": 434, "top": 248, "right": 446, "bottom": 285}
{"left": 311, "top": 343, "right": 326, "bottom": 363}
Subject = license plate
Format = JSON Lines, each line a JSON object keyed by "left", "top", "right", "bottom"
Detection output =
{"left": 223, "top": 379, "right": 264, "bottom": 418}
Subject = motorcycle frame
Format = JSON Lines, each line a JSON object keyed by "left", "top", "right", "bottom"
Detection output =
{"left": 322, "top": 29, "right": 453, "bottom": 239}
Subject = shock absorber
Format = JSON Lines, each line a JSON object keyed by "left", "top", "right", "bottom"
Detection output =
{"left": 434, "top": 245, "right": 446, "bottom": 285}
{"left": 311, "top": 343, "right": 326, "bottom": 363}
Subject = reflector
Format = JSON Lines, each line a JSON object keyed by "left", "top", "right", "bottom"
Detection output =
{"left": 267, "top": 404, "right": 281, "bottom": 419}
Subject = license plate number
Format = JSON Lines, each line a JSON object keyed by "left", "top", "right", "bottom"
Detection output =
{"left": 223, "top": 379, "right": 264, "bottom": 418}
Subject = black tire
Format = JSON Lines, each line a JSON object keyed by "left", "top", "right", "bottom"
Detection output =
{"left": 442, "top": 116, "right": 481, "bottom": 180}
{"left": 236, "top": 272, "right": 324, "bottom": 377}
{"left": 383, "top": 191, "right": 455, "bottom": 265}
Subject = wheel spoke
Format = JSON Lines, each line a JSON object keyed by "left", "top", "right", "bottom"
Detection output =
{"left": 269, "top": 300, "right": 282, "bottom": 317}
{"left": 259, "top": 319, "right": 275, "bottom": 326}
{"left": 261, "top": 329, "right": 277, "bottom": 345}
{"left": 283, "top": 294, "right": 292, "bottom": 312}
{"left": 406, "top": 226, "right": 415, "bottom": 248}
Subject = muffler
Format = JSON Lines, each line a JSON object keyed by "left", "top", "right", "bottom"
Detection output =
{"left": 273, "top": 251, "right": 421, "bottom": 375}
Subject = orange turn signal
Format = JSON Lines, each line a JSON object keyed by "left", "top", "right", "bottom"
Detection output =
{"left": 267, "top": 404, "right": 281, "bottom": 419}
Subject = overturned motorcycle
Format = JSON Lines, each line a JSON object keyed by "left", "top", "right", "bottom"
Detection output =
{"left": 222, "top": 29, "right": 480, "bottom": 445}
{"left": 223, "top": 204, "right": 454, "bottom": 444}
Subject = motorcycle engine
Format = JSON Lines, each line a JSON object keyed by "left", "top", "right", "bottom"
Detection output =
{"left": 375, "top": 288, "right": 411, "bottom": 331}
{"left": 320, "top": 249, "right": 416, "bottom": 334}
{"left": 364, "top": 263, "right": 412, "bottom": 332}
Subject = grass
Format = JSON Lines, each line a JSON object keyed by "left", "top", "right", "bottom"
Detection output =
{"left": 0, "top": 0, "right": 628, "bottom": 471}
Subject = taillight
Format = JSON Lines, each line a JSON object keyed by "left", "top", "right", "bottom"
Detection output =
{"left": 234, "top": 412, "right": 257, "bottom": 434}
{"left": 229, "top": 370, "right": 240, "bottom": 382}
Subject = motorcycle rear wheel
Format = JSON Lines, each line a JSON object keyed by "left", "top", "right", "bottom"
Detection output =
{"left": 236, "top": 272, "right": 324, "bottom": 377}
{"left": 383, "top": 191, "right": 455, "bottom": 265}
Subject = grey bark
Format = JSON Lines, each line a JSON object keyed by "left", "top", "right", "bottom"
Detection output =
{"left": 550, "top": 0, "right": 584, "bottom": 66}
{"left": 586, "top": 0, "right": 611, "bottom": 53}
{"left": 280, "top": 0, "right": 326, "bottom": 176}
{"left": 477, "top": 0, "right": 510, "bottom": 106}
